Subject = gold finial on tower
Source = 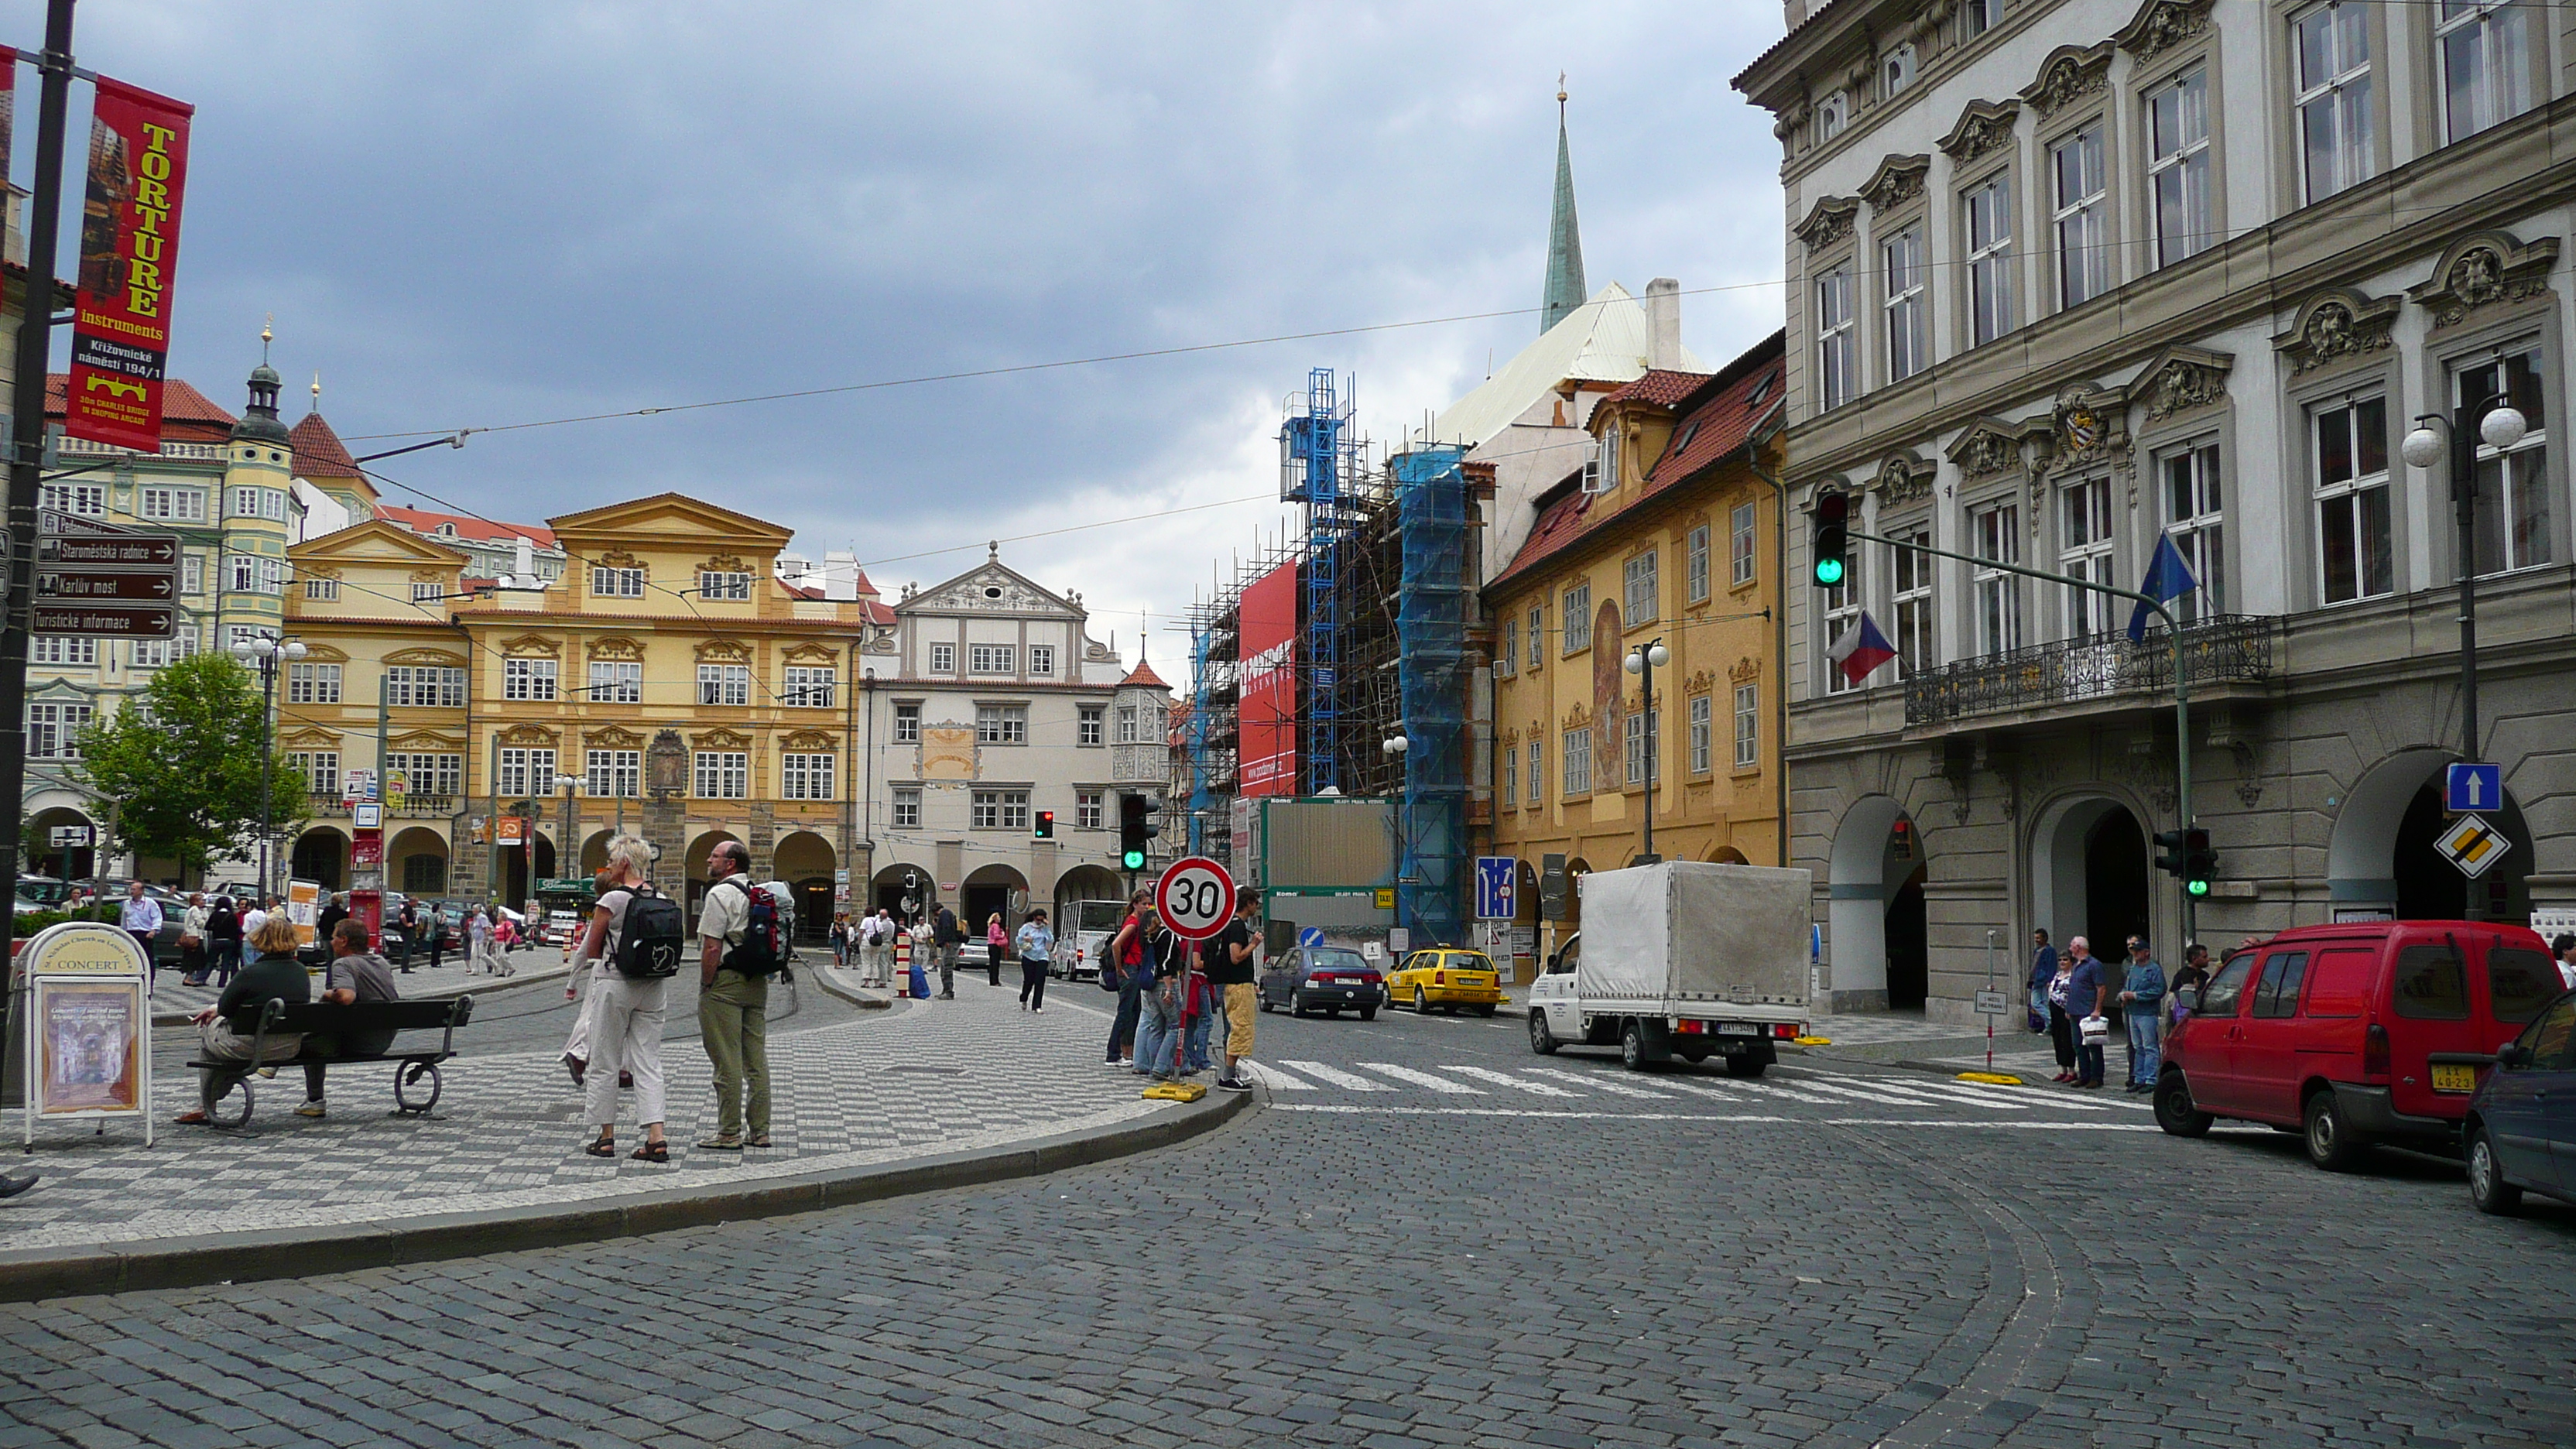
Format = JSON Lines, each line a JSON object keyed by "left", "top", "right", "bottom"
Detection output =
{"left": 261, "top": 313, "right": 273, "bottom": 363}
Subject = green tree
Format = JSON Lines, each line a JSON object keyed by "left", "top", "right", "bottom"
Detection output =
{"left": 70, "top": 652, "right": 308, "bottom": 875}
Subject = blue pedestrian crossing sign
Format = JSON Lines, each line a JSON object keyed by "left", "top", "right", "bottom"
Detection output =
{"left": 2446, "top": 762, "right": 2503, "bottom": 814}
{"left": 1475, "top": 856, "right": 1516, "bottom": 920}
{"left": 1297, "top": 927, "right": 1324, "bottom": 948}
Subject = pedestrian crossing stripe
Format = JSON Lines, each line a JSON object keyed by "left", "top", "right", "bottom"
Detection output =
{"left": 1353, "top": 1062, "right": 1485, "bottom": 1094}
{"left": 1238, "top": 1057, "right": 2139, "bottom": 1114}
{"left": 1273, "top": 1060, "right": 1388, "bottom": 1091}
{"left": 1238, "top": 1061, "right": 1314, "bottom": 1091}
{"left": 1516, "top": 1065, "right": 1671, "bottom": 1099}
{"left": 1436, "top": 1064, "right": 1581, "bottom": 1096}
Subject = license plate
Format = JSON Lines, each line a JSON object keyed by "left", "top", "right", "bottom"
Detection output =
{"left": 2431, "top": 1063, "right": 2478, "bottom": 1094}
{"left": 1717, "top": 1022, "right": 1759, "bottom": 1036}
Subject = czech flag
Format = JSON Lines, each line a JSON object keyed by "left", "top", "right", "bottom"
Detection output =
{"left": 2126, "top": 534, "right": 2201, "bottom": 642}
{"left": 1830, "top": 611, "right": 1898, "bottom": 685}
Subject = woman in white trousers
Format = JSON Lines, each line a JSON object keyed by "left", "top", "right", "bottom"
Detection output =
{"left": 573, "top": 835, "right": 670, "bottom": 1163}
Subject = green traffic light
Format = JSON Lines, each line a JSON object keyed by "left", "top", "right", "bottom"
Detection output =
{"left": 2186, "top": 879, "right": 2210, "bottom": 898}
{"left": 1122, "top": 849, "right": 1146, "bottom": 870}
{"left": 1814, "top": 557, "right": 1845, "bottom": 587}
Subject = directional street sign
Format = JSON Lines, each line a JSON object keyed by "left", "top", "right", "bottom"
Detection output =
{"left": 36, "top": 533, "right": 178, "bottom": 567}
{"left": 36, "top": 569, "right": 175, "bottom": 601}
{"left": 29, "top": 604, "right": 177, "bottom": 639}
{"left": 1297, "top": 927, "right": 1325, "bottom": 948}
{"left": 31, "top": 518, "right": 183, "bottom": 639}
{"left": 2434, "top": 814, "right": 2510, "bottom": 879}
{"left": 2446, "top": 762, "right": 2503, "bottom": 815}
{"left": 1475, "top": 855, "right": 1516, "bottom": 920}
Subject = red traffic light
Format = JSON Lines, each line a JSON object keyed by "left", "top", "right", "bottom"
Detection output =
{"left": 1814, "top": 489, "right": 1850, "bottom": 526}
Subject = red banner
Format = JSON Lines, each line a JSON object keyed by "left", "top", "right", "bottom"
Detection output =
{"left": 1238, "top": 561, "right": 1299, "bottom": 797}
{"left": 0, "top": 49, "right": 19, "bottom": 183}
{"left": 65, "top": 77, "right": 194, "bottom": 454}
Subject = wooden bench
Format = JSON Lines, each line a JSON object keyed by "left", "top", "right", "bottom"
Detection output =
{"left": 187, "top": 996, "right": 476, "bottom": 1128}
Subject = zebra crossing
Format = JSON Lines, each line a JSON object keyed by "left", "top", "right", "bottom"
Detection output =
{"left": 1245, "top": 1057, "right": 2153, "bottom": 1121}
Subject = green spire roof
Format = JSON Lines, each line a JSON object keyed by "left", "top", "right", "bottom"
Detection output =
{"left": 1542, "top": 108, "right": 1587, "bottom": 334}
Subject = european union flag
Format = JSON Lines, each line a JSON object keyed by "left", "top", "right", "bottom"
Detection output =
{"left": 2127, "top": 535, "right": 2199, "bottom": 643}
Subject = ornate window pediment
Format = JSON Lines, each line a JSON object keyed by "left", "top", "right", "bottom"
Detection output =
{"left": 2274, "top": 287, "right": 2403, "bottom": 374}
{"left": 1728, "top": 656, "right": 1762, "bottom": 684}
{"left": 780, "top": 642, "right": 838, "bottom": 666}
{"left": 1858, "top": 155, "right": 1930, "bottom": 213}
{"left": 1560, "top": 703, "right": 1591, "bottom": 731}
{"left": 497, "top": 633, "right": 560, "bottom": 658}
{"left": 497, "top": 724, "right": 558, "bottom": 746}
{"left": 2113, "top": 0, "right": 2215, "bottom": 63}
{"left": 779, "top": 728, "right": 838, "bottom": 753}
{"left": 301, "top": 565, "right": 342, "bottom": 581}
{"left": 1945, "top": 419, "right": 2030, "bottom": 478}
{"left": 1682, "top": 669, "right": 1718, "bottom": 697}
{"left": 2408, "top": 230, "right": 2560, "bottom": 330}
{"left": 594, "top": 550, "right": 642, "bottom": 571}
{"left": 587, "top": 635, "right": 643, "bottom": 663}
{"left": 295, "top": 642, "right": 348, "bottom": 664}
{"left": 281, "top": 727, "right": 341, "bottom": 751}
{"left": 1937, "top": 99, "right": 2019, "bottom": 165}
{"left": 693, "top": 726, "right": 752, "bottom": 751}
{"left": 2042, "top": 385, "right": 2126, "bottom": 474}
{"left": 389, "top": 729, "right": 463, "bottom": 752}
{"left": 1875, "top": 451, "right": 1936, "bottom": 504}
{"left": 585, "top": 725, "right": 644, "bottom": 749}
{"left": 1794, "top": 196, "right": 1859, "bottom": 251}
{"left": 2126, "top": 345, "right": 2233, "bottom": 421}
{"left": 696, "top": 553, "right": 753, "bottom": 576}
{"left": 384, "top": 648, "right": 465, "bottom": 668}
{"left": 694, "top": 639, "right": 752, "bottom": 664}
{"left": 2019, "top": 43, "right": 2114, "bottom": 118}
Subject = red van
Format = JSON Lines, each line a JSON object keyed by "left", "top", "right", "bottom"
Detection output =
{"left": 2155, "top": 920, "right": 2562, "bottom": 1170}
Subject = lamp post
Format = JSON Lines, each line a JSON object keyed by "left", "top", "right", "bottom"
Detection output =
{"left": 2402, "top": 393, "right": 2527, "bottom": 920}
{"left": 1623, "top": 637, "right": 1669, "bottom": 865}
{"left": 556, "top": 772, "right": 582, "bottom": 890}
{"left": 230, "top": 632, "right": 307, "bottom": 904}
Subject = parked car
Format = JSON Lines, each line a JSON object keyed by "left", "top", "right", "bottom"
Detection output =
{"left": 16, "top": 875, "right": 73, "bottom": 907}
{"left": 1258, "top": 945, "right": 1381, "bottom": 1019}
{"left": 2155, "top": 920, "right": 2561, "bottom": 1170}
{"left": 1386, "top": 946, "right": 1505, "bottom": 1016}
{"left": 2463, "top": 988, "right": 2576, "bottom": 1214}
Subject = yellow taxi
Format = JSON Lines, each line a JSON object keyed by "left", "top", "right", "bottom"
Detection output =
{"left": 1387, "top": 947, "right": 1505, "bottom": 1016}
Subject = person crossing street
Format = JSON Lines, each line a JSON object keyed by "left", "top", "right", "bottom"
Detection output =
{"left": 1014, "top": 909, "right": 1054, "bottom": 1011}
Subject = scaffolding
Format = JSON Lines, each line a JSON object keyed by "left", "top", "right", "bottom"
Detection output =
{"left": 1279, "top": 369, "right": 1366, "bottom": 795}
{"left": 1392, "top": 446, "right": 1471, "bottom": 946}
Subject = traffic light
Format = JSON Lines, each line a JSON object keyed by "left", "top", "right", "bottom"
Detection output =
{"left": 2182, "top": 827, "right": 2217, "bottom": 898}
{"left": 2154, "top": 829, "right": 2187, "bottom": 879}
{"left": 1032, "top": 810, "right": 1054, "bottom": 841}
{"left": 1812, "top": 488, "right": 1850, "bottom": 588}
{"left": 1118, "top": 792, "right": 1161, "bottom": 872}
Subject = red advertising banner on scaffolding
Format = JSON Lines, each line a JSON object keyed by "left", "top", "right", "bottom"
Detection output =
{"left": 1, "top": 48, "right": 19, "bottom": 182}
{"left": 65, "top": 77, "right": 194, "bottom": 454}
{"left": 1238, "top": 560, "right": 1299, "bottom": 797}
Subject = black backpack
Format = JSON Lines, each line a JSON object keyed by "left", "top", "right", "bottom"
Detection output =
{"left": 721, "top": 881, "right": 791, "bottom": 978}
{"left": 615, "top": 884, "right": 686, "bottom": 979}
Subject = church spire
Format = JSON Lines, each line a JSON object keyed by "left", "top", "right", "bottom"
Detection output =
{"left": 1541, "top": 77, "right": 1587, "bottom": 334}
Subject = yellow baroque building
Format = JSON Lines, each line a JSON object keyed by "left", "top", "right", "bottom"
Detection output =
{"left": 283, "top": 492, "right": 886, "bottom": 926}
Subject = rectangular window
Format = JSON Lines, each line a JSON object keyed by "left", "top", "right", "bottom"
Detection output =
{"left": 1562, "top": 727, "right": 1591, "bottom": 796}
{"left": 892, "top": 788, "right": 922, "bottom": 830}
{"left": 2148, "top": 69, "right": 2212, "bottom": 266}
{"left": 2459, "top": 347, "right": 2550, "bottom": 575}
{"left": 894, "top": 703, "right": 921, "bottom": 742}
{"left": 1029, "top": 644, "right": 1055, "bottom": 677}
{"left": 1502, "top": 745, "right": 1519, "bottom": 803}
{"left": 289, "top": 750, "right": 340, "bottom": 798}
{"left": 1117, "top": 704, "right": 1139, "bottom": 743}
{"left": 697, "top": 663, "right": 749, "bottom": 707}
{"left": 587, "top": 660, "right": 642, "bottom": 704}
{"left": 2060, "top": 478, "right": 2117, "bottom": 638}
{"left": 1624, "top": 707, "right": 1656, "bottom": 786}
{"left": 39, "top": 482, "right": 103, "bottom": 516}
{"left": 1962, "top": 0, "right": 2002, "bottom": 40}
{"left": 261, "top": 558, "right": 287, "bottom": 595}
{"left": 181, "top": 555, "right": 202, "bottom": 596}
{"left": 504, "top": 657, "right": 558, "bottom": 701}
{"left": 1077, "top": 705, "right": 1104, "bottom": 745}
{"left": 973, "top": 790, "right": 1031, "bottom": 829}
{"left": 1077, "top": 790, "right": 1105, "bottom": 830}
{"left": 697, "top": 570, "right": 751, "bottom": 601}
{"left": 2438, "top": 0, "right": 2530, "bottom": 143}
{"left": 969, "top": 643, "right": 1015, "bottom": 674}
{"left": 228, "top": 555, "right": 257, "bottom": 593}
{"left": 138, "top": 486, "right": 206, "bottom": 522}
{"left": 1815, "top": 91, "right": 1848, "bottom": 144}
{"left": 1882, "top": 227, "right": 1929, "bottom": 381}
{"left": 1527, "top": 743, "right": 1543, "bottom": 803}
{"left": 286, "top": 661, "right": 342, "bottom": 704}
{"left": 411, "top": 581, "right": 444, "bottom": 603}
{"left": 385, "top": 752, "right": 461, "bottom": 796}
{"left": 31, "top": 636, "right": 98, "bottom": 666}
{"left": 1965, "top": 173, "right": 2015, "bottom": 344}
{"left": 1689, "top": 694, "right": 1713, "bottom": 774}
{"left": 1974, "top": 502, "right": 2023, "bottom": 654}
{"left": 1730, "top": 502, "right": 1759, "bottom": 587}
{"left": 781, "top": 752, "right": 836, "bottom": 800}
{"left": 1734, "top": 684, "right": 1760, "bottom": 769}
{"left": 2162, "top": 442, "right": 2225, "bottom": 623}
{"left": 26, "top": 702, "right": 93, "bottom": 758}
{"left": 1816, "top": 265, "right": 1856, "bottom": 409}
{"left": 1499, "top": 610, "right": 1518, "bottom": 672}
{"left": 1623, "top": 550, "right": 1658, "bottom": 625}
{"left": 587, "top": 749, "right": 641, "bottom": 799}
{"left": 302, "top": 577, "right": 338, "bottom": 601}
{"left": 131, "top": 638, "right": 170, "bottom": 669}
{"left": 591, "top": 566, "right": 644, "bottom": 598}
{"left": 978, "top": 704, "right": 1028, "bottom": 744}
{"left": 385, "top": 666, "right": 467, "bottom": 707}
{"left": 2314, "top": 396, "right": 2393, "bottom": 603}
{"left": 694, "top": 751, "right": 748, "bottom": 799}
{"left": 1561, "top": 584, "right": 1591, "bottom": 653}
{"left": 1687, "top": 525, "right": 1712, "bottom": 604}
{"left": 496, "top": 747, "right": 557, "bottom": 798}
{"left": 2297, "top": 3, "right": 2375, "bottom": 201}
{"left": 1821, "top": 539, "right": 1862, "bottom": 695}
{"left": 2051, "top": 125, "right": 2108, "bottom": 307}
{"left": 930, "top": 642, "right": 956, "bottom": 673}
{"left": 1526, "top": 605, "right": 1543, "bottom": 670}
{"left": 1892, "top": 527, "right": 1934, "bottom": 676}
{"left": 783, "top": 666, "right": 837, "bottom": 707}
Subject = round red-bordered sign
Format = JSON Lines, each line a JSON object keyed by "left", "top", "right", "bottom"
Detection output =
{"left": 1153, "top": 856, "right": 1236, "bottom": 942}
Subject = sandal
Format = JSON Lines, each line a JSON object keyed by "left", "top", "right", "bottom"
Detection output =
{"left": 744, "top": 1134, "right": 772, "bottom": 1148}
{"left": 630, "top": 1140, "right": 670, "bottom": 1163}
{"left": 583, "top": 1133, "right": 616, "bottom": 1157}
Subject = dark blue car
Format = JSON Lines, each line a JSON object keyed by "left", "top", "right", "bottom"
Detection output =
{"left": 2464, "top": 988, "right": 2576, "bottom": 1214}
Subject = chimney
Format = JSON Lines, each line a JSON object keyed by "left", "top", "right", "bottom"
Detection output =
{"left": 1646, "top": 277, "right": 1682, "bottom": 371}
{"left": 513, "top": 535, "right": 535, "bottom": 587}
{"left": 822, "top": 550, "right": 860, "bottom": 601}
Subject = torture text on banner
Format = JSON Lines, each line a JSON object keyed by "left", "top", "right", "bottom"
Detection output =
{"left": 65, "top": 77, "right": 194, "bottom": 454}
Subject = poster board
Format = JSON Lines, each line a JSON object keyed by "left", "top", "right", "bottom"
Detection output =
{"left": 16, "top": 921, "right": 153, "bottom": 1147}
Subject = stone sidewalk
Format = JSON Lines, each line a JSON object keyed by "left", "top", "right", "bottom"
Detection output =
{"left": 142, "top": 949, "right": 574, "bottom": 1026}
{"left": 0, "top": 964, "right": 1238, "bottom": 1298}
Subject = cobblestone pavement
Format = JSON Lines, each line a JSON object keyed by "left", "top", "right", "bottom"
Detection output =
{"left": 2, "top": 999, "right": 2570, "bottom": 1447}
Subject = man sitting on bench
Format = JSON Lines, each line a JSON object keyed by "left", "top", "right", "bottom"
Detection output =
{"left": 300, "top": 918, "right": 402, "bottom": 1119}
{"left": 175, "top": 914, "right": 309, "bottom": 1125}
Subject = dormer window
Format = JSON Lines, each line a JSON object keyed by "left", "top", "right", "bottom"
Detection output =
{"left": 437, "top": 523, "right": 457, "bottom": 537}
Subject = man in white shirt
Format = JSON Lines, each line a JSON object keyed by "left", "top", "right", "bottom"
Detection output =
{"left": 242, "top": 897, "right": 271, "bottom": 941}
{"left": 119, "top": 882, "right": 164, "bottom": 978}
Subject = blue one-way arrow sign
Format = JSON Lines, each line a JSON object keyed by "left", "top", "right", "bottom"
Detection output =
{"left": 2447, "top": 762, "right": 2503, "bottom": 814}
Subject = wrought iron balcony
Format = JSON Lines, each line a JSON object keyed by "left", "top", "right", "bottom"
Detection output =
{"left": 1903, "top": 614, "right": 2274, "bottom": 728}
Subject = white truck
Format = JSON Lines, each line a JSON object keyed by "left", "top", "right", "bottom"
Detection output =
{"left": 1055, "top": 898, "right": 1129, "bottom": 981}
{"left": 1526, "top": 860, "right": 1813, "bottom": 1076}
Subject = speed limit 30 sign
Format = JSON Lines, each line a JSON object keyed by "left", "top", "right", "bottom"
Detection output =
{"left": 1153, "top": 856, "right": 1237, "bottom": 941}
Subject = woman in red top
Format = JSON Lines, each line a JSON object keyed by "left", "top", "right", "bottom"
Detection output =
{"left": 1103, "top": 889, "right": 1151, "bottom": 1067}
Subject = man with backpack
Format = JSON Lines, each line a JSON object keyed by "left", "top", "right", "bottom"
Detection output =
{"left": 697, "top": 841, "right": 783, "bottom": 1150}
{"left": 932, "top": 900, "right": 962, "bottom": 1000}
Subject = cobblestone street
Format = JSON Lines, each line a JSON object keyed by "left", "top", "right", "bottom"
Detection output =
{"left": 3, "top": 1002, "right": 2567, "bottom": 1447}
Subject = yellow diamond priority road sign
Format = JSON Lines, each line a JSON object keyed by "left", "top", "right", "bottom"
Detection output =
{"left": 2434, "top": 814, "right": 2510, "bottom": 879}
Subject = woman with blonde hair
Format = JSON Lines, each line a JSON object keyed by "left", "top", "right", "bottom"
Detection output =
{"left": 574, "top": 834, "right": 673, "bottom": 1163}
{"left": 172, "top": 913, "right": 310, "bottom": 1125}
{"left": 985, "top": 912, "right": 1008, "bottom": 988}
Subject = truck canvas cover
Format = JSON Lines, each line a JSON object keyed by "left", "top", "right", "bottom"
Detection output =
{"left": 1575, "top": 861, "right": 1811, "bottom": 1009}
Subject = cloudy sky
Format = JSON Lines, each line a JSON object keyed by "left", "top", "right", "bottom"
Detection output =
{"left": 30, "top": 2, "right": 1787, "bottom": 668}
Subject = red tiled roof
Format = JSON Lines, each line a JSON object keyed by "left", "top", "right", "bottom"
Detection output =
{"left": 1598, "top": 368, "right": 1713, "bottom": 410}
{"left": 1487, "top": 332, "right": 1785, "bottom": 596}
{"left": 288, "top": 412, "right": 363, "bottom": 478}
{"left": 377, "top": 503, "right": 558, "bottom": 548}
{"left": 1121, "top": 657, "right": 1169, "bottom": 690}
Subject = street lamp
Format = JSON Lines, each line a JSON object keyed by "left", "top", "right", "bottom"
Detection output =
{"left": 230, "top": 632, "right": 307, "bottom": 903}
{"left": 2403, "top": 394, "right": 2527, "bottom": 920}
{"left": 555, "top": 772, "right": 582, "bottom": 891}
{"left": 1623, "top": 638, "right": 1669, "bottom": 865}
